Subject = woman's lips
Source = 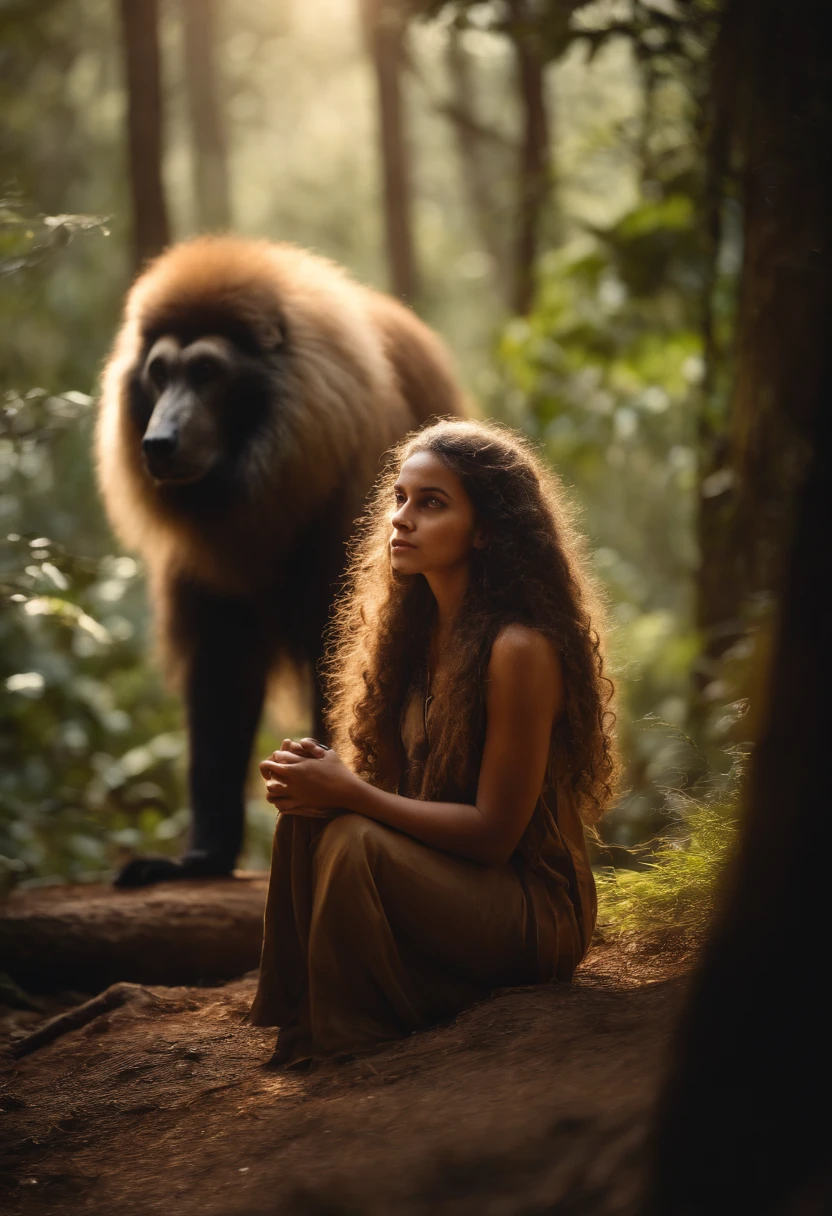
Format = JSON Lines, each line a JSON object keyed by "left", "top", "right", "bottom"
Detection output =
{"left": 391, "top": 539, "right": 416, "bottom": 549}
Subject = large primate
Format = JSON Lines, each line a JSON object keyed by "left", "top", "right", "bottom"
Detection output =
{"left": 96, "top": 236, "right": 466, "bottom": 887}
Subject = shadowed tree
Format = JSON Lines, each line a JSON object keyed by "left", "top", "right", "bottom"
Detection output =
{"left": 694, "top": 0, "right": 829, "bottom": 693}
{"left": 360, "top": 0, "right": 421, "bottom": 306}
{"left": 118, "top": 0, "right": 170, "bottom": 269}
{"left": 181, "top": 0, "right": 231, "bottom": 232}
{"left": 645, "top": 0, "right": 832, "bottom": 1209}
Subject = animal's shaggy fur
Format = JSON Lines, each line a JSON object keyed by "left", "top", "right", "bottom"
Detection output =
{"left": 96, "top": 235, "right": 466, "bottom": 880}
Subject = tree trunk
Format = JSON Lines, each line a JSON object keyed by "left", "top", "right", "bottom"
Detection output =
{"left": 360, "top": 0, "right": 420, "bottom": 307}
{"left": 508, "top": 0, "right": 554, "bottom": 316}
{"left": 181, "top": 0, "right": 231, "bottom": 232}
{"left": 694, "top": 0, "right": 828, "bottom": 692}
{"left": 445, "top": 27, "right": 512, "bottom": 308}
{"left": 119, "top": 0, "right": 170, "bottom": 270}
{"left": 647, "top": 0, "right": 832, "bottom": 1208}
{"left": 0, "top": 876, "right": 268, "bottom": 992}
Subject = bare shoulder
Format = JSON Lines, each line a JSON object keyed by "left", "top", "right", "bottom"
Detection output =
{"left": 487, "top": 623, "right": 561, "bottom": 680}
{"left": 485, "top": 624, "right": 564, "bottom": 723}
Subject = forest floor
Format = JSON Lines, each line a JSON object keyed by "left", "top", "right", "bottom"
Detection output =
{"left": 0, "top": 914, "right": 694, "bottom": 1216}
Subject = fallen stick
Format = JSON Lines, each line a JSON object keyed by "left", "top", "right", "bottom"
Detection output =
{"left": 7, "top": 981, "right": 153, "bottom": 1059}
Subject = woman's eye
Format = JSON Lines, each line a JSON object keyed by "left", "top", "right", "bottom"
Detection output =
{"left": 393, "top": 492, "right": 443, "bottom": 508}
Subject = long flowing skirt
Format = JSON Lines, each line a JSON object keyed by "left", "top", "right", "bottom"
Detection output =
{"left": 248, "top": 811, "right": 582, "bottom": 1064}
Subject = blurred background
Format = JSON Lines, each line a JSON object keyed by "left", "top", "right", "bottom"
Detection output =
{"left": 0, "top": 0, "right": 757, "bottom": 888}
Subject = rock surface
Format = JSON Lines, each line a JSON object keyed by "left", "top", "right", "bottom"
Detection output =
{"left": 0, "top": 875, "right": 268, "bottom": 992}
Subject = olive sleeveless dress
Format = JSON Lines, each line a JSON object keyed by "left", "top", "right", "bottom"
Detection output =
{"left": 248, "top": 680, "right": 597, "bottom": 1065}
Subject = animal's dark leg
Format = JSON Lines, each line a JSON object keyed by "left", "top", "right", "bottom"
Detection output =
{"left": 115, "top": 585, "right": 267, "bottom": 888}
{"left": 310, "top": 657, "right": 328, "bottom": 744}
{"left": 182, "top": 591, "right": 267, "bottom": 870}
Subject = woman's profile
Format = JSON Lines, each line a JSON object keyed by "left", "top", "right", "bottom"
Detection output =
{"left": 249, "top": 417, "right": 617, "bottom": 1069}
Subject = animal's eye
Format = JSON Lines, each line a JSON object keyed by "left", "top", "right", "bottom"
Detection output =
{"left": 188, "top": 356, "right": 221, "bottom": 386}
{"left": 147, "top": 357, "right": 168, "bottom": 389}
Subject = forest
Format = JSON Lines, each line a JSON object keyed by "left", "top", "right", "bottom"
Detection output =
{"left": 1, "top": 0, "right": 829, "bottom": 1213}
{"left": 2, "top": 0, "right": 744, "bottom": 888}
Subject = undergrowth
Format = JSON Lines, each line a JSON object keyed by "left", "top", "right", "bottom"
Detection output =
{"left": 596, "top": 750, "right": 745, "bottom": 942}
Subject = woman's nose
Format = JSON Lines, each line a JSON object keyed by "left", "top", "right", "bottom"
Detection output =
{"left": 391, "top": 505, "right": 411, "bottom": 530}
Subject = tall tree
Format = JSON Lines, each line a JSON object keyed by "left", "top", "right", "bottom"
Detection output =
{"left": 645, "top": 0, "right": 832, "bottom": 1208}
{"left": 361, "top": 0, "right": 420, "bottom": 306}
{"left": 506, "top": 0, "right": 555, "bottom": 315}
{"left": 181, "top": 0, "right": 231, "bottom": 232}
{"left": 444, "top": 26, "right": 512, "bottom": 306}
{"left": 118, "top": 0, "right": 170, "bottom": 269}
{"left": 694, "top": 0, "right": 828, "bottom": 691}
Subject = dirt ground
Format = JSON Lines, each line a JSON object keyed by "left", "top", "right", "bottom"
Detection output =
{"left": 0, "top": 936, "right": 693, "bottom": 1216}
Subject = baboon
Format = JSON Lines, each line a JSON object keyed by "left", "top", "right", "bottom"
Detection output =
{"left": 96, "top": 236, "right": 466, "bottom": 886}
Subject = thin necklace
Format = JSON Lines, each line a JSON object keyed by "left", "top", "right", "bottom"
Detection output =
{"left": 423, "top": 684, "right": 434, "bottom": 737}
{"left": 423, "top": 650, "right": 435, "bottom": 738}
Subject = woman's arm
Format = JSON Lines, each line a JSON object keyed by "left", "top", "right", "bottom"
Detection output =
{"left": 262, "top": 625, "right": 564, "bottom": 867}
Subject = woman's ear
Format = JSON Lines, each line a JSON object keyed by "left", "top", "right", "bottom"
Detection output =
{"left": 473, "top": 527, "right": 490, "bottom": 550}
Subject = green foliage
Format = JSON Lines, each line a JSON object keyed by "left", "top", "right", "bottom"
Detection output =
{"left": 596, "top": 750, "right": 744, "bottom": 941}
{"left": 0, "top": 390, "right": 188, "bottom": 889}
{"left": 0, "top": 1, "right": 735, "bottom": 885}
{"left": 0, "top": 196, "right": 110, "bottom": 277}
{"left": 493, "top": 179, "right": 710, "bottom": 840}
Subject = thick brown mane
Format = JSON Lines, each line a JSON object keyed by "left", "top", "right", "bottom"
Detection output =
{"left": 96, "top": 233, "right": 466, "bottom": 672}
{"left": 97, "top": 237, "right": 463, "bottom": 592}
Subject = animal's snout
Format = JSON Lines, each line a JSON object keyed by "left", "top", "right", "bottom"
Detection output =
{"left": 143, "top": 433, "right": 177, "bottom": 459}
{"left": 142, "top": 431, "right": 179, "bottom": 477}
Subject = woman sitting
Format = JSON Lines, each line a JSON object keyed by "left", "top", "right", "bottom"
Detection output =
{"left": 249, "top": 417, "right": 617, "bottom": 1068}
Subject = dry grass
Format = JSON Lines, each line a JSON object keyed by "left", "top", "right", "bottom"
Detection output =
{"left": 596, "top": 762, "right": 743, "bottom": 945}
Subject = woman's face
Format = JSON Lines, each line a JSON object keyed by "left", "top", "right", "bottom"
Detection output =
{"left": 389, "top": 451, "right": 485, "bottom": 575}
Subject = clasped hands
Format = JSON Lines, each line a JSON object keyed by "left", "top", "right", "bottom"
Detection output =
{"left": 260, "top": 738, "right": 356, "bottom": 819}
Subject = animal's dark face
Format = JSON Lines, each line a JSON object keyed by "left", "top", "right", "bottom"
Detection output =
{"left": 137, "top": 336, "right": 228, "bottom": 483}
{"left": 131, "top": 333, "right": 272, "bottom": 485}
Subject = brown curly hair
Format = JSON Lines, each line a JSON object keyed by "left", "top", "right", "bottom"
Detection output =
{"left": 320, "top": 417, "right": 618, "bottom": 825}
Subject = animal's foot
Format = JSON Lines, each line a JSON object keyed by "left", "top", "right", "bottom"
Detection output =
{"left": 113, "top": 852, "right": 234, "bottom": 888}
{"left": 263, "top": 1047, "right": 314, "bottom": 1073}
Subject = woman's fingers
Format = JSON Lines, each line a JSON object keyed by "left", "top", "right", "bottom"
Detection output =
{"left": 266, "top": 787, "right": 295, "bottom": 803}
{"left": 265, "top": 781, "right": 293, "bottom": 801}
{"left": 265, "top": 788, "right": 330, "bottom": 817}
{"left": 260, "top": 754, "right": 303, "bottom": 779}
{"left": 265, "top": 741, "right": 315, "bottom": 770}
{"left": 299, "top": 737, "right": 328, "bottom": 756}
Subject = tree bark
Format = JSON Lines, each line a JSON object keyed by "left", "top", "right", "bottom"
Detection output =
{"left": 444, "top": 27, "right": 512, "bottom": 308}
{"left": 647, "top": 0, "right": 832, "bottom": 1207}
{"left": 360, "top": 0, "right": 420, "bottom": 307}
{"left": 507, "top": 0, "right": 554, "bottom": 316}
{"left": 181, "top": 0, "right": 231, "bottom": 232}
{"left": 119, "top": 0, "right": 170, "bottom": 270}
{"left": 694, "top": 0, "right": 828, "bottom": 689}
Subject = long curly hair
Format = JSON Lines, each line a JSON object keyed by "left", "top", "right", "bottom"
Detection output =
{"left": 320, "top": 417, "right": 618, "bottom": 825}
